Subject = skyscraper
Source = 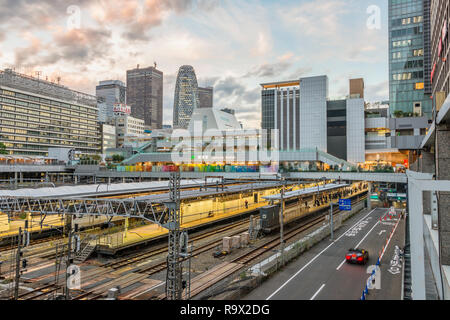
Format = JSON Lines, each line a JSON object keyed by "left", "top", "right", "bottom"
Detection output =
{"left": 96, "top": 80, "right": 126, "bottom": 123}
{"left": 126, "top": 65, "right": 163, "bottom": 130}
{"left": 388, "top": 0, "right": 432, "bottom": 118}
{"left": 173, "top": 65, "right": 200, "bottom": 129}
{"left": 430, "top": 0, "right": 449, "bottom": 101}
{"left": 198, "top": 86, "right": 214, "bottom": 109}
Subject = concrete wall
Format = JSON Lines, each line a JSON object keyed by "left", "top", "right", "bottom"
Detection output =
{"left": 436, "top": 125, "right": 450, "bottom": 264}
{"left": 391, "top": 135, "right": 426, "bottom": 149}
{"left": 346, "top": 98, "right": 365, "bottom": 163}
{"left": 365, "top": 117, "right": 389, "bottom": 129}
{"left": 389, "top": 117, "right": 429, "bottom": 131}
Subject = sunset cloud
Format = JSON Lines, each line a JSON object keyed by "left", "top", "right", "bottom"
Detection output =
{"left": 0, "top": 0, "right": 389, "bottom": 129}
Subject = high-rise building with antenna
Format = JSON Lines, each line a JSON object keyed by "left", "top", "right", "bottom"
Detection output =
{"left": 126, "top": 65, "right": 163, "bottom": 130}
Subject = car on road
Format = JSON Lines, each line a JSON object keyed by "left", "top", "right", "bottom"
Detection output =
{"left": 345, "top": 248, "right": 369, "bottom": 265}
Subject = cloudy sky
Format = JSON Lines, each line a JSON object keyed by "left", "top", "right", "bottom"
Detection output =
{"left": 0, "top": 0, "right": 389, "bottom": 128}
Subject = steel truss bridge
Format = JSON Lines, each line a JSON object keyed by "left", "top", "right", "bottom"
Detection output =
{"left": 0, "top": 197, "right": 168, "bottom": 226}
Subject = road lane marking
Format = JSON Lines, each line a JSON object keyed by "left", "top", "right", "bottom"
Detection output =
{"left": 266, "top": 208, "right": 378, "bottom": 300}
{"left": 380, "top": 217, "right": 401, "bottom": 261}
{"left": 310, "top": 284, "right": 325, "bottom": 300}
{"left": 336, "top": 259, "right": 346, "bottom": 270}
{"left": 354, "top": 220, "right": 381, "bottom": 248}
{"left": 345, "top": 217, "right": 372, "bottom": 237}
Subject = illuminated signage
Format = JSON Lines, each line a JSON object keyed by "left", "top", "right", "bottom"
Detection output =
{"left": 431, "top": 63, "right": 436, "bottom": 83}
{"left": 415, "top": 82, "right": 424, "bottom": 90}
{"left": 403, "top": 159, "right": 409, "bottom": 167}
{"left": 113, "top": 104, "right": 131, "bottom": 115}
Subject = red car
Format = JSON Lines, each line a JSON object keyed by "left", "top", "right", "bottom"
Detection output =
{"left": 346, "top": 248, "right": 369, "bottom": 265}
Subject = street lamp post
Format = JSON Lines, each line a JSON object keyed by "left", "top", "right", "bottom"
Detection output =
{"left": 330, "top": 201, "right": 335, "bottom": 242}
{"left": 277, "top": 176, "right": 285, "bottom": 266}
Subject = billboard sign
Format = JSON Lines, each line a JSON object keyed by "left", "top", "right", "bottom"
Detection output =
{"left": 113, "top": 104, "right": 131, "bottom": 115}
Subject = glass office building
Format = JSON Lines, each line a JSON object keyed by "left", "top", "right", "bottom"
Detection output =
{"left": 389, "top": 0, "right": 432, "bottom": 118}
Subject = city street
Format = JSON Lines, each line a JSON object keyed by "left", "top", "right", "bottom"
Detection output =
{"left": 244, "top": 208, "right": 405, "bottom": 300}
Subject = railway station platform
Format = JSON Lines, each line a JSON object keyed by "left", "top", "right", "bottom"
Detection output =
{"left": 95, "top": 183, "right": 367, "bottom": 255}
{"left": 0, "top": 213, "right": 65, "bottom": 242}
{"left": 96, "top": 201, "right": 269, "bottom": 254}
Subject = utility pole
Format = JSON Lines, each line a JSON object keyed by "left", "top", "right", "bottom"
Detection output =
{"left": 279, "top": 178, "right": 285, "bottom": 266}
{"left": 14, "top": 228, "right": 22, "bottom": 300}
{"left": 180, "top": 231, "right": 191, "bottom": 300}
{"left": 165, "top": 172, "right": 182, "bottom": 300}
{"left": 329, "top": 201, "right": 334, "bottom": 242}
{"left": 65, "top": 216, "right": 73, "bottom": 300}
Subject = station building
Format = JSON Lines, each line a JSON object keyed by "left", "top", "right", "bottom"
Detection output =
{"left": 0, "top": 69, "right": 101, "bottom": 157}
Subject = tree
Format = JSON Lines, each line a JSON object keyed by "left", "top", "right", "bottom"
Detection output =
{"left": 112, "top": 154, "right": 125, "bottom": 163}
{"left": 0, "top": 142, "right": 8, "bottom": 155}
{"left": 393, "top": 110, "right": 404, "bottom": 118}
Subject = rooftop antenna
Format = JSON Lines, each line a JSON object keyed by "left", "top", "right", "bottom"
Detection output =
{"left": 35, "top": 71, "right": 42, "bottom": 91}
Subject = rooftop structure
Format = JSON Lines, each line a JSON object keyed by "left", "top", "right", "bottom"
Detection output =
{"left": 0, "top": 69, "right": 97, "bottom": 107}
{"left": 260, "top": 80, "right": 300, "bottom": 89}
{"left": 187, "top": 108, "right": 242, "bottom": 133}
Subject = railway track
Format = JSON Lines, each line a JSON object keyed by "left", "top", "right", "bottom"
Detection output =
{"left": 232, "top": 214, "right": 326, "bottom": 265}
{"left": 68, "top": 220, "right": 253, "bottom": 300}
{"left": 167, "top": 195, "right": 367, "bottom": 300}
{"left": 18, "top": 192, "right": 367, "bottom": 300}
{"left": 121, "top": 193, "right": 367, "bottom": 274}
{"left": 0, "top": 234, "right": 64, "bottom": 253}
{"left": 79, "top": 194, "right": 367, "bottom": 300}
{"left": 101, "top": 219, "right": 250, "bottom": 271}
{"left": 11, "top": 283, "right": 62, "bottom": 300}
